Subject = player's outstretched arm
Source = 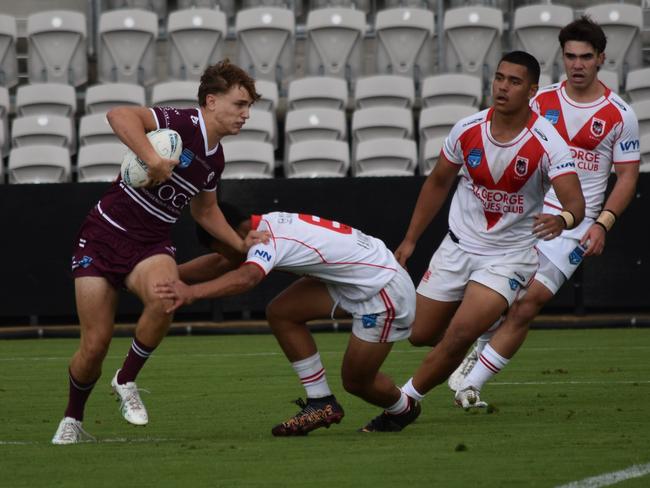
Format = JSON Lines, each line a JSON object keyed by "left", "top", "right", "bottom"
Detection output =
{"left": 155, "top": 263, "right": 265, "bottom": 314}
{"left": 581, "top": 163, "right": 639, "bottom": 256}
{"left": 395, "top": 154, "right": 460, "bottom": 267}
{"left": 178, "top": 254, "right": 237, "bottom": 284}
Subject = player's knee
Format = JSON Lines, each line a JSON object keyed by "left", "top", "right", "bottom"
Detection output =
{"left": 341, "top": 375, "right": 366, "bottom": 397}
{"left": 409, "top": 328, "right": 437, "bottom": 347}
{"left": 265, "top": 299, "right": 289, "bottom": 327}
{"left": 80, "top": 340, "right": 110, "bottom": 364}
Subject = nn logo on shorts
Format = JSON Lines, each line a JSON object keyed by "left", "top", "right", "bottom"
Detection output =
{"left": 362, "top": 314, "right": 378, "bottom": 328}
{"left": 509, "top": 278, "right": 520, "bottom": 291}
{"left": 254, "top": 249, "right": 273, "bottom": 261}
{"left": 71, "top": 255, "right": 93, "bottom": 271}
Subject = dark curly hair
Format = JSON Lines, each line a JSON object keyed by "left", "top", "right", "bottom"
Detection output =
{"left": 197, "top": 59, "right": 261, "bottom": 107}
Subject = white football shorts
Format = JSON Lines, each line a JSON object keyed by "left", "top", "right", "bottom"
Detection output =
{"left": 327, "top": 265, "right": 415, "bottom": 344}
{"left": 417, "top": 234, "right": 539, "bottom": 306}
{"left": 535, "top": 236, "right": 588, "bottom": 294}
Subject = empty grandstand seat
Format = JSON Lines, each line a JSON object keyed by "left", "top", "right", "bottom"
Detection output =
{"left": 352, "top": 106, "right": 413, "bottom": 144}
{"left": 285, "top": 107, "right": 347, "bottom": 148}
{"left": 311, "top": 0, "right": 369, "bottom": 12}
{"left": 420, "top": 135, "right": 445, "bottom": 176}
{"left": 8, "top": 145, "right": 71, "bottom": 183}
{"left": 254, "top": 79, "right": 279, "bottom": 113}
{"left": 354, "top": 75, "right": 415, "bottom": 109}
{"left": 77, "top": 142, "right": 125, "bottom": 182}
{"left": 16, "top": 83, "right": 76, "bottom": 117}
{"left": 0, "top": 14, "right": 18, "bottom": 88}
{"left": 108, "top": 0, "right": 167, "bottom": 21}
{"left": 177, "top": 0, "right": 236, "bottom": 21}
{"left": 221, "top": 140, "right": 275, "bottom": 179}
{"left": 26, "top": 10, "right": 87, "bottom": 87}
{"left": 539, "top": 73, "right": 552, "bottom": 88}
{"left": 353, "top": 137, "right": 417, "bottom": 177}
{"left": 222, "top": 108, "right": 276, "bottom": 146}
{"left": 151, "top": 81, "right": 199, "bottom": 108}
{"left": 235, "top": 7, "right": 295, "bottom": 86}
{"left": 375, "top": 7, "right": 434, "bottom": 90}
{"left": 631, "top": 100, "right": 650, "bottom": 137}
{"left": 0, "top": 118, "right": 5, "bottom": 161}
{"left": 85, "top": 83, "right": 146, "bottom": 114}
{"left": 98, "top": 9, "right": 158, "bottom": 86}
{"left": 167, "top": 8, "right": 227, "bottom": 81}
{"left": 287, "top": 76, "right": 348, "bottom": 110}
{"left": 512, "top": 4, "right": 573, "bottom": 81}
{"left": 584, "top": 3, "right": 643, "bottom": 87}
{"left": 625, "top": 68, "right": 650, "bottom": 103}
{"left": 640, "top": 133, "right": 650, "bottom": 171}
{"left": 11, "top": 114, "right": 74, "bottom": 153}
{"left": 0, "top": 86, "right": 8, "bottom": 158}
{"left": 285, "top": 139, "right": 349, "bottom": 177}
{"left": 443, "top": 6, "right": 503, "bottom": 88}
{"left": 419, "top": 104, "right": 475, "bottom": 160}
{"left": 305, "top": 7, "right": 366, "bottom": 85}
{"left": 79, "top": 113, "right": 120, "bottom": 146}
{"left": 421, "top": 73, "right": 482, "bottom": 108}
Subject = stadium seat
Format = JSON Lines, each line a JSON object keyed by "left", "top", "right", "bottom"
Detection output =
{"left": 285, "top": 107, "right": 347, "bottom": 149}
{"left": 305, "top": 8, "right": 366, "bottom": 85}
{"left": 287, "top": 76, "right": 348, "bottom": 110}
{"left": 26, "top": 10, "right": 87, "bottom": 87}
{"left": 419, "top": 104, "right": 475, "bottom": 159}
{"left": 16, "top": 83, "right": 76, "bottom": 117}
{"left": 235, "top": 7, "right": 295, "bottom": 87}
{"left": 352, "top": 106, "right": 413, "bottom": 144}
{"left": 285, "top": 139, "right": 349, "bottom": 177}
{"left": 375, "top": 7, "right": 434, "bottom": 90}
{"left": 584, "top": 4, "right": 643, "bottom": 87}
{"left": 254, "top": 79, "right": 279, "bottom": 113}
{"left": 98, "top": 9, "right": 158, "bottom": 86}
{"left": 420, "top": 73, "right": 482, "bottom": 108}
{"left": 0, "top": 118, "right": 5, "bottom": 161}
{"left": 0, "top": 86, "right": 8, "bottom": 157}
{"left": 539, "top": 73, "right": 552, "bottom": 88}
{"left": 353, "top": 137, "right": 417, "bottom": 177}
{"left": 0, "top": 14, "right": 18, "bottom": 88}
{"left": 512, "top": 4, "right": 573, "bottom": 81}
{"left": 11, "top": 114, "right": 74, "bottom": 153}
{"left": 419, "top": 135, "right": 445, "bottom": 176}
{"left": 8, "top": 145, "right": 71, "bottom": 183}
{"left": 78, "top": 113, "right": 120, "bottom": 146}
{"left": 443, "top": 6, "right": 503, "bottom": 88}
{"left": 177, "top": 0, "right": 236, "bottom": 21}
{"left": 640, "top": 133, "right": 650, "bottom": 170}
{"left": 77, "top": 142, "right": 125, "bottom": 182}
{"left": 167, "top": 8, "right": 227, "bottom": 81}
{"left": 85, "top": 83, "right": 146, "bottom": 114}
{"left": 354, "top": 75, "right": 415, "bottom": 109}
{"left": 631, "top": 100, "right": 650, "bottom": 137}
{"left": 625, "top": 68, "right": 650, "bottom": 103}
{"left": 222, "top": 108, "right": 276, "bottom": 146}
{"left": 107, "top": 0, "right": 168, "bottom": 21}
{"left": 221, "top": 140, "right": 275, "bottom": 179}
{"left": 151, "top": 81, "right": 199, "bottom": 108}
{"left": 311, "top": 0, "right": 369, "bottom": 12}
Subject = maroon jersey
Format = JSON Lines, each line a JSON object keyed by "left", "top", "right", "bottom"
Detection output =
{"left": 88, "top": 107, "right": 224, "bottom": 242}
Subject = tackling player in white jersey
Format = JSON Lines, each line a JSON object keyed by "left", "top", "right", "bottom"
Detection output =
{"left": 360, "top": 51, "right": 585, "bottom": 430}
{"left": 450, "top": 17, "right": 640, "bottom": 409}
{"left": 155, "top": 204, "right": 418, "bottom": 435}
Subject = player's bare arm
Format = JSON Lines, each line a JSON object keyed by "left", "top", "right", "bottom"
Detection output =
{"left": 107, "top": 106, "right": 178, "bottom": 185}
{"left": 177, "top": 254, "right": 236, "bottom": 284}
{"left": 581, "top": 163, "right": 639, "bottom": 256}
{"left": 395, "top": 154, "right": 460, "bottom": 266}
{"left": 155, "top": 263, "right": 265, "bottom": 313}
{"left": 534, "top": 173, "right": 585, "bottom": 240}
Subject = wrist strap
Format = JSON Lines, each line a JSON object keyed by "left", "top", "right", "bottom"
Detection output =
{"left": 596, "top": 209, "right": 616, "bottom": 232}
{"left": 559, "top": 210, "right": 576, "bottom": 230}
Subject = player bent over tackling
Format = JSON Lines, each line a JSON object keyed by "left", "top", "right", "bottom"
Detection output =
{"left": 156, "top": 204, "right": 420, "bottom": 435}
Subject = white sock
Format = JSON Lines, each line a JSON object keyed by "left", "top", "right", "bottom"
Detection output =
{"left": 385, "top": 389, "right": 410, "bottom": 415}
{"left": 291, "top": 352, "right": 332, "bottom": 399}
{"left": 476, "top": 316, "right": 504, "bottom": 355}
{"left": 461, "top": 344, "right": 509, "bottom": 391}
{"left": 401, "top": 378, "right": 425, "bottom": 402}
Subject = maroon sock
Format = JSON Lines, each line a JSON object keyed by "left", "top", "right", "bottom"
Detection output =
{"left": 116, "top": 337, "right": 156, "bottom": 384}
{"left": 64, "top": 370, "right": 97, "bottom": 421}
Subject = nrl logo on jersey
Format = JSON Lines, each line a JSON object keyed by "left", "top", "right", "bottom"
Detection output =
{"left": 467, "top": 148, "right": 483, "bottom": 168}
{"left": 590, "top": 117, "right": 606, "bottom": 137}
{"left": 515, "top": 156, "right": 529, "bottom": 177}
{"left": 544, "top": 109, "right": 560, "bottom": 125}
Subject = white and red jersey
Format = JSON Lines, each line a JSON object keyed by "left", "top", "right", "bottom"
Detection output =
{"left": 532, "top": 81, "right": 640, "bottom": 219}
{"left": 443, "top": 107, "right": 576, "bottom": 255}
{"left": 243, "top": 212, "right": 398, "bottom": 302}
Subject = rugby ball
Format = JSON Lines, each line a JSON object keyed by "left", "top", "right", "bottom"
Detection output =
{"left": 120, "top": 129, "right": 183, "bottom": 187}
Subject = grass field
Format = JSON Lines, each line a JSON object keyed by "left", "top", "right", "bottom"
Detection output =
{"left": 1, "top": 328, "right": 649, "bottom": 488}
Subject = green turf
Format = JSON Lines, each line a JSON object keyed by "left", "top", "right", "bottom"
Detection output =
{"left": 0, "top": 329, "right": 649, "bottom": 487}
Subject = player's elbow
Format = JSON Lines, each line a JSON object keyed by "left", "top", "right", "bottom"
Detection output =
{"left": 237, "top": 264, "right": 264, "bottom": 291}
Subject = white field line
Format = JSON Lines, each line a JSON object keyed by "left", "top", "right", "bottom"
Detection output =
{"left": 555, "top": 462, "right": 650, "bottom": 488}
{"left": 0, "top": 437, "right": 178, "bottom": 446}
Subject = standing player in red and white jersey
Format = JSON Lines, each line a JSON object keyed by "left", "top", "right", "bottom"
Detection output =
{"left": 52, "top": 61, "right": 267, "bottom": 444}
{"left": 155, "top": 205, "right": 418, "bottom": 436}
{"left": 359, "top": 51, "right": 585, "bottom": 430}
{"left": 449, "top": 17, "right": 640, "bottom": 409}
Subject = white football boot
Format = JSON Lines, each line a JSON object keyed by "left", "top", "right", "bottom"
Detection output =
{"left": 454, "top": 387, "right": 488, "bottom": 410}
{"left": 448, "top": 346, "right": 479, "bottom": 391}
{"left": 52, "top": 417, "right": 95, "bottom": 445}
{"left": 111, "top": 370, "right": 149, "bottom": 426}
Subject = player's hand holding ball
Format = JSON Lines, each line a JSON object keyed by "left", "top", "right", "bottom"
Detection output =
{"left": 121, "top": 129, "right": 182, "bottom": 187}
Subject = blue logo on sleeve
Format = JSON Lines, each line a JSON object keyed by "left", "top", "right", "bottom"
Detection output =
{"left": 361, "top": 314, "right": 378, "bottom": 328}
{"left": 619, "top": 140, "right": 639, "bottom": 153}
{"left": 254, "top": 249, "right": 273, "bottom": 262}
{"left": 544, "top": 109, "right": 560, "bottom": 125}
{"left": 179, "top": 148, "right": 195, "bottom": 168}
{"left": 467, "top": 149, "right": 483, "bottom": 168}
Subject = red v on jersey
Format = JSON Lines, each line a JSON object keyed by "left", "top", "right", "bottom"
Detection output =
{"left": 569, "top": 102, "right": 621, "bottom": 151}
{"left": 461, "top": 115, "right": 544, "bottom": 230}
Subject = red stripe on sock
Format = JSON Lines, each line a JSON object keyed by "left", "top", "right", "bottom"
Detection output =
{"left": 301, "top": 368, "right": 325, "bottom": 385}
{"left": 479, "top": 354, "right": 500, "bottom": 374}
